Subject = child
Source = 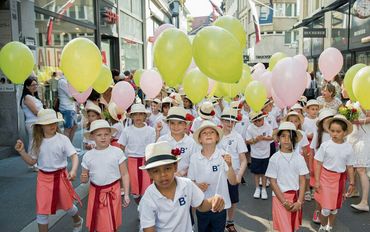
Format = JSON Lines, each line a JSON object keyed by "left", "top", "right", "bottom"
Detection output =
{"left": 290, "top": 103, "right": 304, "bottom": 115}
{"left": 314, "top": 115, "right": 355, "bottom": 232}
{"left": 118, "top": 103, "right": 156, "bottom": 204}
{"left": 218, "top": 108, "right": 248, "bottom": 232}
{"left": 183, "top": 95, "right": 197, "bottom": 116}
{"left": 108, "top": 102, "right": 126, "bottom": 148}
{"left": 83, "top": 104, "right": 102, "bottom": 150}
{"left": 190, "top": 101, "right": 221, "bottom": 132}
{"left": 138, "top": 141, "right": 225, "bottom": 231}
{"left": 157, "top": 106, "right": 198, "bottom": 177}
{"left": 155, "top": 97, "right": 173, "bottom": 138}
{"left": 302, "top": 100, "right": 320, "bottom": 141}
{"left": 81, "top": 119, "right": 130, "bottom": 232}
{"left": 148, "top": 98, "right": 162, "bottom": 127}
{"left": 265, "top": 122, "right": 309, "bottom": 232}
{"left": 188, "top": 120, "right": 237, "bottom": 232}
{"left": 14, "top": 109, "right": 83, "bottom": 232}
{"left": 262, "top": 99, "right": 278, "bottom": 161}
{"left": 246, "top": 111, "right": 273, "bottom": 200}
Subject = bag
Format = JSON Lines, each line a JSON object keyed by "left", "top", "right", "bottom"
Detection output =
{"left": 53, "top": 97, "right": 60, "bottom": 112}
{"left": 304, "top": 79, "right": 318, "bottom": 99}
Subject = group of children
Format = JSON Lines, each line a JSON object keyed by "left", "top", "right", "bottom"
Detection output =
{"left": 15, "top": 87, "right": 358, "bottom": 232}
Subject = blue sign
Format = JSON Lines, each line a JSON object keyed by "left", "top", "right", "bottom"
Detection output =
{"left": 259, "top": 4, "right": 273, "bottom": 25}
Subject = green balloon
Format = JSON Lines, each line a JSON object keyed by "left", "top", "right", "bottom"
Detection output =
{"left": 193, "top": 26, "right": 243, "bottom": 84}
{"left": 213, "top": 16, "right": 246, "bottom": 49}
{"left": 344, "top": 63, "right": 366, "bottom": 102}
{"left": 269, "top": 52, "right": 287, "bottom": 70}
{"left": 133, "top": 69, "right": 144, "bottom": 87}
{"left": 183, "top": 68, "right": 209, "bottom": 104}
{"left": 154, "top": 28, "right": 192, "bottom": 87}
{"left": 93, "top": 65, "right": 113, "bottom": 93}
{"left": 237, "top": 69, "right": 253, "bottom": 93}
{"left": 0, "top": 41, "right": 34, "bottom": 84}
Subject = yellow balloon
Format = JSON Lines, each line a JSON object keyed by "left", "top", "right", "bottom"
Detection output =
{"left": 0, "top": 41, "right": 34, "bottom": 84}
{"left": 61, "top": 38, "right": 102, "bottom": 92}
{"left": 220, "top": 82, "right": 239, "bottom": 98}
{"left": 244, "top": 80, "right": 267, "bottom": 112}
{"left": 237, "top": 69, "right": 253, "bottom": 93}
{"left": 93, "top": 65, "right": 113, "bottom": 93}
{"left": 269, "top": 52, "right": 287, "bottom": 70}
{"left": 344, "top": 64, "right": 366, "bottom": 102}
{"left": 213, "top": 16, "right": 246, "bottom": 49}
{"left": 183, "top": 68, "right": 209, "bottom": 104}
{"left": 193, "top": 26, "right": 243, "bottom": 84}
{"left": 353, "top": 66, "right": 370, "bottom": 110}
{"left": 154, "top": 28, "right": 192, "bottom": 87}
{"left": 133, "top": 69, "right": 144, "bottom": 87}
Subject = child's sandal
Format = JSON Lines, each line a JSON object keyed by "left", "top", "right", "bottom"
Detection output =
{"left": 226, "top": 223, "right": 237, "bottom": 232}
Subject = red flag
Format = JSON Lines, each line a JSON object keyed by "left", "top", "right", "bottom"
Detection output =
{"left": 248, "top": 0, "right": 261, "bottom": 44}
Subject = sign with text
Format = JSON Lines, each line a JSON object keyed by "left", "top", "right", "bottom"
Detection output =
{"left": 303, "top": 28, "right": 326, "bottom": 38}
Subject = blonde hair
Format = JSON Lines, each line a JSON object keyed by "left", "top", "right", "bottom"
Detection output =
{"left": 31, "top": 124, "right": 61, "bottom": 156}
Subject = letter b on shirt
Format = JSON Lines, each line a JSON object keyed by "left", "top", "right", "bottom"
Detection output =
{"left": 178, "top": 197, "right": 186, "bottom": 206}
{"left": 212, "top": 165, "right": 218, "bottom": 172}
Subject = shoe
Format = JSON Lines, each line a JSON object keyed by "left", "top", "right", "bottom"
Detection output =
{"left": 253, "top": 188, "right": 261, "bottom": 199}
{"left": 347, "top": 190, "right": 360, "bottom": 198}
{"left": 241, "top": 177, "right": 246, "bottom": 185}
{"left": 326, "top": 225, "right": 333, "bottom": 232}
{"left": 312, "top": 210, "right": 321, "bottom": 224}
{"left": 72, "top": 216, "right": 83, "bottom": 232}
{"left": 261, "top": 188, "right": 268, "bottom": 200}
{"left": 225, "top": 223, "right": 237, "bottom": 232}
{"left": 350, "top": 203, "right": 369, "bottom": 212}
{"left": 318, "top": 225, "right": 326, "bottom": 232}
{"left": 305, "top": 191, "right": 312, "bottom": 201}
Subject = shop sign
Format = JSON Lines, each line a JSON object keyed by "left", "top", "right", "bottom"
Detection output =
{"left": 103, "top": 8, "right": 119, "bottom": 24}
{"left": 0, "top": 72, "right": 14, "bottom": 92}
{"left": 37, "top": 47, "right": 62, "bottom": 68}
{"left": 303, "top": 28, "right": 326, "bottom": 38}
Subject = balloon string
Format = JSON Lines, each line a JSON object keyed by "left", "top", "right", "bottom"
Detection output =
{"left": 215, "top": 142, "right": 230, "bottom": 196}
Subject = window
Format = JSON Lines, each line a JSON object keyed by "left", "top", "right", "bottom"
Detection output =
{"left": 77, "top": 5, "right": 85, "bottom": 19}
{"left": 284, "top": 31, "right": 298, "bottom": 44}
{"left": 120, "top": 12, "right": 143, "bottom": 41}
{"left": 274, "top": 3, "right": 284, "bottom": 17}
{"left": 120, "top": 0, "right": 142, "bottom": 19}
{"left": 286, "top": 3, "right": 293, "bottom": 16}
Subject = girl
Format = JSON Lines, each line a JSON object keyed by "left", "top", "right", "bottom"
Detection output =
{"left": 317, "top": 82, "right": 342, "bottom": 112}
{"left": 218, "top": 108, "right": 248, "bottom": 232}
{"left": 183, "top": 95, "right": 197, "bottom": 116}
{"left": 14, "top": 109, "right": 82, "bottom": 232}
{"left": 118, "top": 103, "right": 156, "bottom": 204}
{"left": 83, "top": 104, "right": 102, "bottom": 150}
{"left": 188, "top": 120, "right": 237, "bottom": 232}
{"left": 314, "top": 115, "right": 355, "bottom": 232}
{"left": 265, "top": 122, "right": 308, "bottom": 232}
{"left": 302, "top": 100, "right": 320, "bottom": 141}
{"left": 148, "top": 98, "right": 162, "bottom": 127}
{"left": 191, "top": 101, "right": 221, "bottom": 132}
{"left": 81, "top": 120, "right": 130, "bottom": 232}
{"left": 155, "top": 97, "right": 173, "bottom": 138}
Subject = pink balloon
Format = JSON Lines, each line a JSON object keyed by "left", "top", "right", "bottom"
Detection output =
{"left": 272, "top": 57, "right": 306, "bottom": 107}
{"left": 140, "top": 70, "right": 163, "bottom": 98}
{"left": 153, "top": 24, "right": 176, "bottom": 41}
{"left": 271, "top": 88, "right": 286, "bottom": 109}
{"left": 208, "top": 78, "right": 216, "bottom": 94}
{"left": 111, "top": 81, "right": 135, "bottom": 110}
{"left": 68, "top": 84, "right": 92, "bottom": 104}
{"left": 318, "top": 47, "right": 343, "bottom": 81}
{"left": 253, "top": 63, "right": 265, "bottom": 72}
{"left": 259, "top": 71, "right": 272, "bottom": 98}
{"left": 306, "top": 72, "right": 312, "bottom": 88}
{"left": 252, "top": 69, "right": 266, "bottom": 81}
{"left": 294, "top": 54, "right": 308, "bottom": 70}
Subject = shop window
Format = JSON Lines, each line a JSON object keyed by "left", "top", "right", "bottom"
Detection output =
{"left": 132, "top": 0, "right": 142, "bottom": 19}
{"left": 285, "top": 3, "right": 296, "bottom": 16}
{"left": 77, "top": 5, "right": 85, "bottom": 19}
{"left": 274, "top": 3, "right": 284, "bottom": 17}
{"left": 121, "top": 39, "right": 143, "bottom": 71}
{"left": 284, "top": 31, "right": 298, "bottom": 44}
{"left": 120, "top": 12, "right": 143, "bottom": 41}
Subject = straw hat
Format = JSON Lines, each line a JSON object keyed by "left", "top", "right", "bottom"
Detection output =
{"left": 127, "top": 103, "right": 151, "bottom": 117}
{"left": 323, "top": 114, "right": 353, "bottom": 136}
{"left": 262, "top": 99, "right": 274, "bottom": 109}
{"left": 230, "top": 101, "right": 243, "bottom": 110}
{"left": 220, "top": 108, "right": 239, "bottom": 122}
{"left": 33, "top": 109, "right": 64, "bottom": 126}
{"left": 290, "top": 103, "right": 303, "bottom": 111}
{"left": 306, "top": 99, "right": 320, "bottom": 108}
{"left": 169, "top": 92, "right": 183, "bottom": 106}
{"left": 178, "top": 87, "right": 186, "bottom": 96}
{"left": 249, "top": 111, "right": 267, "bottom": 122}
{"left": 209, "top": 96, "right": 220, "bottom": 105}
{"left": 193, "top": 120, "right": 223, "bottom": 144}
{"left": 165, "top": 87, "right": 176, "bottom": 94}
{"left": 108, "top": 102, "right": 126, "bottom": 122}
{"left": 162, "top": 97, "right": 174, "bottom": 105}
{"left": 164, "top": 106, "right": 189, "bottom": 122}
{"left": 139, "top": 141, "right": 181, "bottom": 170}
{"left": 198, "top": 101, "right": 216, "bottom": 120}
{"left": 83, "top": 119, "right": 117, "bottom": 139}
{"left": 316, "top": 109, "right": 336, "bottom": 127}
{"left": 299, "top": 96, "right": 307, "bottom": 103}
{"left": 284, "top": 111, "right": 304, "bottom": 124}
{"left": 84, "top": 103, "right": 102, "bottom": 115}
{"left": 276, "top": 121, "right": 302, "bottom": 142}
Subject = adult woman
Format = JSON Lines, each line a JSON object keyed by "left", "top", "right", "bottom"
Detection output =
{"left": 317, "top": 82, "right": 342, "bottom": 113}
{"left": 20, "top": 76, "right": 44, "bottom": 170}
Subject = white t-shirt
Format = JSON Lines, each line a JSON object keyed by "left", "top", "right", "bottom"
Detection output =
{"left": 81, "top": 145, "right": 126, "bottom": 186}
{"left": 31, "top": 133, "right": 76, "bottom": 172}
{"left": 314, "top": 139, "right": 355, "bottom": 173}
{"left": 118, "top": 124, "right": 156, "bottom": 157}
{"left": 155, "top": 115, "right": 170, "bottom": 137}
{"left": 271, "top": 105, "right": 282, "bottom": 122}
{"left": 57, "top": 77, "right": 75, "bottom": 111}
{"left": 112, "top": 121, "right": 124, "bottom": 140}
{"left": 310, "top": 131, "right": 331, "bottom": 152}
{"left": 294, "top": 130, "right": 309, "bottom": 155}
{"left": 245, "top": 123, "right": 273, "bottom": 159}
{"left": 148, "top": 112, "right": 162, "bottom": 128}
{"left": 139, "top": 177, "right": 204, "bottom": 232}
{"left": 188, "top": 148, "right": 231, "bottom": 209}
{"left": 157, "top": 134, "right": 200, "bottom": 174}
{"left": 217, "top": 130, "right": 248, "bottom": 171}
{"left": 264, "top": 113, "right": 278, "bottom": 130}
{"left": 265, "top": 151, "right": 309, "bottom": 196}
{"left": 234, "top": 111, "right": 249, "bottom": 140}
{"left": 190, "top": 117, "right": 221, "bottom": 133}
{"left": 302, "top": 117, "right": 318, "bottom": 137}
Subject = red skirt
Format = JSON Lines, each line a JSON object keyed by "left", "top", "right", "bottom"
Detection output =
{"left": 272, "top": 190, "right": 302, "bottom": 232}
{"left": 128, "top": 157, "right": 151, "bottom": 195}
{"left": 86, "top": 180, "right": 122, "bottom": 232}
{"left": 309, "top": 159, "right": 318, "bottom": 187}
{"left": 314, "top": 167, "right": 346, "bottom": 210}
{"left": 36, "top": 168, "right": 82, "bottom": 215}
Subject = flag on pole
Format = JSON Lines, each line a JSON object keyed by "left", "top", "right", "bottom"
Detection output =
{"left": 209, "top": 0, "right": 223, "bottom": 16}
{"left": 248, "top": 0, "right": 261, "bottom": 44}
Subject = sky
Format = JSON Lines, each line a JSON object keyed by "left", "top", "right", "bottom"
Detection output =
{"left": 185, "top": 0, "right": 223, "bottom": 17}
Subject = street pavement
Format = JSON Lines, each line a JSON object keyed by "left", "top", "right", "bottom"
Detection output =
{"left": 1, "top": 126, "right": 369, "bottom": 231}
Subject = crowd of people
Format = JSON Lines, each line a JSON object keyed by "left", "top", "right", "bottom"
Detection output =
{"left": 15, "top": 69, "right": 370, "bottom": 232}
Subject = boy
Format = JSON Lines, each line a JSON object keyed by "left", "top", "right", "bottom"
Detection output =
{"left": 148, "top": 98, "right": 162, "bottom": 127}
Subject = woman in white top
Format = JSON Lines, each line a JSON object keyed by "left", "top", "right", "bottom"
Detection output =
{"left": 317, "top": 82, "right": 342, "bottom": 113}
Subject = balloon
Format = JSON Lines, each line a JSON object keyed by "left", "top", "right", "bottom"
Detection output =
{"left": 269, "top": 52, "right": 287, "bottom": 70}
{"left": 211, "top": 81, "right": 227, "bottom": 97}
{"left": 294, "top": 54, "right": 308, "bottom": 70}
{"left": 344, "top": 63, "right": 366, "bottom": 102}
{"left": 254, "top": 63, "right": 265, "bottom": 72}
{"left": 92, "top": 65, "right": 113, "bottom": 93}
{"left": 259, "top": 71, "right": 273, "bottom": 98}
{"left": 140, "top": 70, "right": 163, "bottom": 98}
{"left": 244, "top": 80, "right": 267, "bottom": 112}
{"left": 252, "top": 68, "right": 266, "bottom": 81}
{"left": 61, "top": 38, "right": 102, "bottom": 92}
{"left": 271, "top": 88, "right": 286, "bottom": 109}
{"left": 220, "top": 82, "right": 240, "bottom": 98}
{"left": 133, "top": 69, "right": 144, "bottom": 87}
{"left": 213, "top": 16, "right": 246, "bottom": 49}
{"left": 318, "top": 47, "right": 343, "bottom": 81}
{"left": 68, "top": 84, "right": 92, "bottom": 104}
{"left": 111, "top": 81, "right": 135, "bottom": 110}
{"left": 0, "top": 41, "right": 34, "bottom": 84}
{"left": 237, "top": 69, "right": 253, "bottom": 93}
{"left": 243, "top": 64, "right": 251, "bottom": 74}
{"left": 186, "top": 59, "right": 197, "bottom": 73}
{"left": 353, "top": 66, "right": 370, "bottom": 110}
{"left": 306, "top": 72, "right": 312, "bottom": 89}
{"left": 193, "top": 26, "right": 243, "bottom": 83}
{"left": 153, "top": 24, "right": 175, "bottom": 41}
{"left": 272, "top": 57, "right": 306, "bottom": 107}
{"left": 154, "top": 28, "right": 192, "bottom": 87}
{"left": 208, "top": 78, "right": 216, "bottom": 94}
{"left": 183, "top": 68, "right": 209, "bottom": 104}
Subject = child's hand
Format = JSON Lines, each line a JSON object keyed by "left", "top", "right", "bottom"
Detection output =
{"left": 197, "top": 183, "right": 209, "bottom": 192}
{"left": 223, "top": 154, "right": 232, "bottom": 167}
{"left": 156, "top": 122, "right": 163, "bottom": 132}
{"left": 210, "top": 194, "right": 225, "bottom": 212}
{"left": 283, "top": 201, "right": 292, "bottom": 211}
{"left": 86, "top": 144, "right": 95, "bottom": 150}
{"left": 68, "top": 170, "right": 77, "bottom": 181}
{"left": 255, "top": 135, "right": 264, "bottom": 142}
{"left": 236, "top": 175, "right": 242, "bottom": 184}
{"left": 80, "top": 173, "right": 89, "bottom": 183}
{"left": 314, "top": 182, "right": 320, "bottom": 193}
{"left": 122, "top": 195, "right": 130, "bottom": 208}
{"left": 289, "top": 202, "right": 301, "bottom": 212}
{"left": 15, "top": 140, "right": 25, "bottom": 153}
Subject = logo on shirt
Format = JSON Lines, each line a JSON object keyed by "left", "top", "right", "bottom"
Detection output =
{"left": 180, "top": 147, "right": 187, "bottom": 154}
{"left": 178, "top": 197, "right": 186, "bottom": 206}
{"left": 262, "top": 132, "right": 266, "bottom": 136}
{"left": 228, "top": 140, "right": 234, "bottom": 146}
{"left": 212, "top": 165, "right": 220, "bottom": 172}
